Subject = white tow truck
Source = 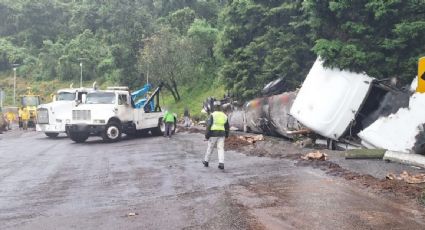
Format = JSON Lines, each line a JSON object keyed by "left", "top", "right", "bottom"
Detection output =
{"left": 66, "top": 84, "right": 170, "bottom": 143}
{"left": 36, "top": 86, "right": 93, "bottom": 138}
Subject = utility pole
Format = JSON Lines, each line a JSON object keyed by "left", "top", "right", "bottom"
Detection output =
{"left": 147, "top": 64, "right": 149, "bottom": 84}
{"left": 0, "top": 88, "right": 4, "bottom": 108}
{"left": 80, "top": 62, "right": 83, "bottom": 88}
{"left": 78, "top": 58, "right": 88, "bottom": 88}
{"left": 13, "top": 67, "right": 16, "bottom": 105}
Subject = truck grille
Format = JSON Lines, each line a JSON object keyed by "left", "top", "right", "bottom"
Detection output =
{"left": 72, "top": 110, "right": 91, "bottom": 121}
{"left": 37, "top": 108, "right": 49, "bottom": 124}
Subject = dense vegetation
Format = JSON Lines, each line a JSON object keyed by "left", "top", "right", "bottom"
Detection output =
{"left": 0, "top": 0, "right": 424, "bottom": 104}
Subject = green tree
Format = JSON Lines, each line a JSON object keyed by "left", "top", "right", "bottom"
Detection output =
{"left": 305, "top": 0, "right": 425, "bottom": 84}
{"left": 216, "top": 0, "right": 315, "bottom": 100}
{"left": 140, "top": 28, "right": 197, "bottom": 102}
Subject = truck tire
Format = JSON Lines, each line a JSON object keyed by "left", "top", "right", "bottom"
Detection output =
{"left": 69, "top": 131, "right": 89, "bottom": 143}
{"left": 45, "top": 132, "right": 59, "bottom": 138}
{"left": 151, "top": 118, "right": 165, "bottom": 136}
{"left": 102, "top": 122, "right": 122, "bottom": 142}
{"left": 136, "top": 129, "right": 150, "bottom": 137}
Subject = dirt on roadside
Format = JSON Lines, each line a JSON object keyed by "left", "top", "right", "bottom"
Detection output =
{"left": 177, "top": 126, "right": 204, "bottom": 134}
{"left": 179, "top": 130, "right": 425, "bottom": 204}
{"left": 235, "top": 139, "right": 425, "bottom": 205}
{"left": 225, "top": 135, "right": 252, "bottom": 150}
{"left": 294, "top": 158, "right": 425, "bottom": 200}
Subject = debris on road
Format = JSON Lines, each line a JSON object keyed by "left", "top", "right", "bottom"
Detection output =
{"left": 295, "top": 138, "right": 314, "bottom": 148}
{"left": 127, "top": 212, "right": 139, "bottom": 217}
{"left": 177, "top": 125, "right": 204, "bottom": 134}
{"left": 225, "top": 135, "right": 252, "bottom": 150}
{"left": 386, "top": 171, "right": 425, "bottom": 184}
{"left": 301, "top": 151, "right": 328, "bottom": 161}
{"left": 238, "top": 134, "right": 264, "bottom": 144}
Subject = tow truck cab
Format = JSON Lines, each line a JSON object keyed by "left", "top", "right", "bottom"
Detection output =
{"left": 66, "top": 85, "right": 167, "bottom": 143}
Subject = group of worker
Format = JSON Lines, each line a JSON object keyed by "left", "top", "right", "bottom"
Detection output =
{"left": 2, "top": 107, "right": 31, "bottom": 130}
{"left": 163, "top": 102, "right": 230, "bottom": 170}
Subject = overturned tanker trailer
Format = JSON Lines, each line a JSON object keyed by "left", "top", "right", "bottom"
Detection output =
{"left": 203, "top": 78, "right": 305, "bottom": 139}
{"left": 243, "top": 92, "right": 303, "bottom": 138}
{"left": 290, "top": 58, "right": 410, "bottom": 149}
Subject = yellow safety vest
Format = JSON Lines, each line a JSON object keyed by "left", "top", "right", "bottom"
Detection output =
{"left": 22, "top": 110, "right": 30, "bottom": 120}
{"left": 6, "top": 112, "right": 15, "bottom": 121}
{"left": 211, "top": 111, "right": 227, "bottom": 131}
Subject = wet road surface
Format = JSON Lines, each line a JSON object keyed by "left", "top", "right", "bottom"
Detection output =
{"left": 0, "top": 131, "right": 424, "bottom": 229}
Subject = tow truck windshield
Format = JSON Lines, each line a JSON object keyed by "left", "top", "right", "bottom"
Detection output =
{"left": 57, "top": 92, "right": 75, "bottom": 101}
{"left": 86, "top": 92, "right": 115, "bottom": 104}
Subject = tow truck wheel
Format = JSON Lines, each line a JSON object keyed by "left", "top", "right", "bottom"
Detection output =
{"left": 151, "top": 118, "right": 165, "bottom": 136}
{"left": 102, "top": 122, "right": 122, "bottom": 142}
{"left": 45, "top": 132, "right": 59, "bottom": 138}
{"left": 69, "top": 131, "right": 89, "bottom": 143}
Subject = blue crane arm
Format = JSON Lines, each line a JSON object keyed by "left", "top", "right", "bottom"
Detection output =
{"left": 131, "top": 83, "right": 152, "bottom": 100}
{"left": 131, "top": 83, "right": 155, "bottom": 110}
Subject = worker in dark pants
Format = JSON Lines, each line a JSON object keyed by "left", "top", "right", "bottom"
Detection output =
{"left": 183, "top": 107, "right": 190, "bottom": 127}
{"left": 203, "top": 101, "right": 229, "bottom": 170}
{"left": 163, "top": 110, "right": 175, "bottom": 138}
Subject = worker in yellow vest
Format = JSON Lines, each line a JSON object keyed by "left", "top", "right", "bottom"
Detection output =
{"left": 5, "top": 111, "right": 16, "bottom": 130}
{"left": 21, "top": 108, "right": 30, "bottom": 130}
{"left": 203, "top": 101, "right": 229, "bottom": 170}
{"left": 163, "top": 109, "right": 176, "bottom": 138}
{"left": 18, "top": 107, "right": 23, "bottom": 129}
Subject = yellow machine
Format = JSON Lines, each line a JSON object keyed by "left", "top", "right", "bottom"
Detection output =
{"left": 20, "top": 87, "right": 41, "bottom": 128}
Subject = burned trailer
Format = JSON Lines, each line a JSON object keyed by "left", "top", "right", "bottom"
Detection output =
{"left": 202, "top": 85, "right": 303, "bottom": 139}
{"left": 290, "top": 58, "right": 409, "bottom": 149}
{"left": 244, "top": 92, "right": 302, "bottom": 138}
{"left": 227, "top": 108, "right": 244, "bottom": 131}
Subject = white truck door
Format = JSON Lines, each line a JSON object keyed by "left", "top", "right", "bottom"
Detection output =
{"left": 135, "top": 110, "right": 162, "bottom": 129}
{"left": 116, "top": 93, "right": 133, "bottom": 122}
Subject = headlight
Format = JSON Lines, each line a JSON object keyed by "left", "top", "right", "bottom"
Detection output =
{"left": 93, "top": 119, "right": 106, "bottom": 124}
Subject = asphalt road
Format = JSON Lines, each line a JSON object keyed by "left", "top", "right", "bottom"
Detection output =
{"left": 0, "top": 130, "right": 424, "bottom": 230}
